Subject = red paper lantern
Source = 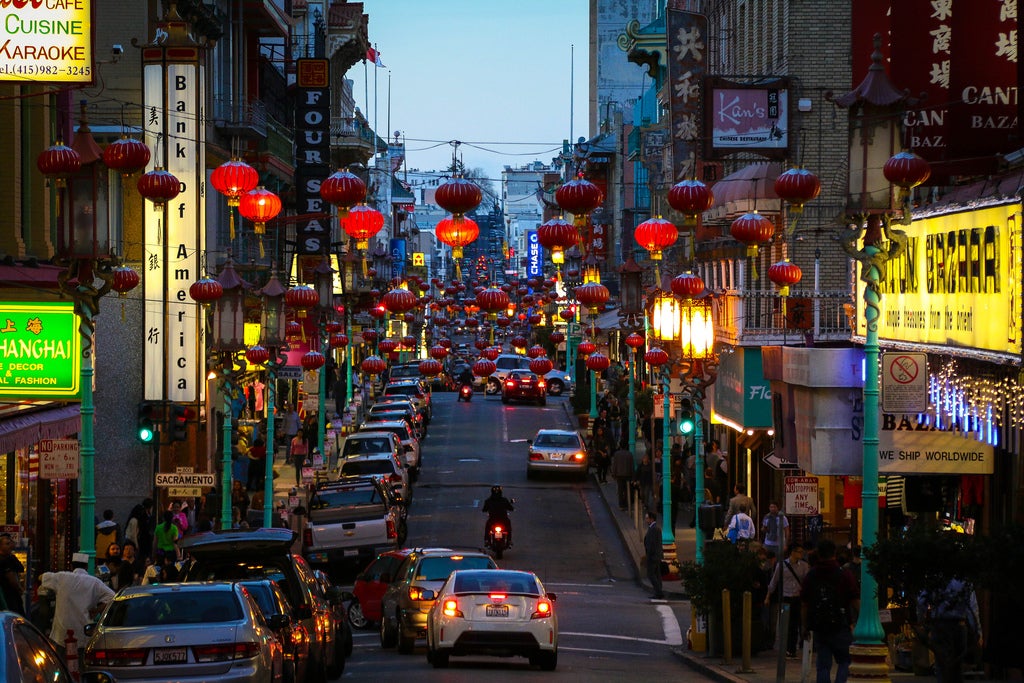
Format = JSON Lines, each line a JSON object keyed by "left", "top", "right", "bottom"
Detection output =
{"left": 361, "top": 355, "right": 387, "bottom": 375}
{"left": 574, "top": 282, "right": 610, "bottom": 313}
{"left": 474, "top": 339, "right": 489, "bottom": 351}
{"left": 238, "top": 186, "right": 282, "bottom": 236}
{"left": 472, "top": 358, "right": 497, "bottom": 377}
{"left": 210, "top": 159, "right": 258, "bottom": 206}
{"left": 361, "top": 330, "right": 379, "bottom": 344}
{"left": 435, "top": 177, "right": 482, "bottom": 218}
{"left": 429, "top": 345, "right": 449, "bottom": 360}
{"left": 378, "top": 338, "right": 399, "bottom": 354}
{"left": 436, "top": 216, "right": 480, "bottom": 259}
{"left": 645, "top": 347, "right": 669, "bottom": 366}
{"left": 301, "top": 351, "right": 325, "bottom": 371}
{"left": 369, "top": 305, "right": 386, "bottom": 319}
{"left": 577, "top": 340, "right": 596, "bottom": 356}
{"left": 246, "top": 345, "right": 270, "bottom": 365}
{"left": 320, "top": 169, "right": 366, "bottom": 217}
{"left": 730, "top": 211, "right": 775, "bottom": 259}
{"left": 667, "top": 179, "right": 714, "bottom": 223}
{"left": 559, "top": 308, "right": 575, "bottom": 322}
{"left": 402, "top": 335, "right": 416, "bottom": 349}
{"left": 671, "top": 272, "right": 705, "bottom": 298}
{"left": 102, "top": 137, "right": 151, "bottom": 176}
{"left": 418, "top": 358, "right": 443, "bottom": 377}
{"left": 586, "top": 352, "right": 610, "bottom": 373}
{"left": 527, "top": 344, "right": 545, "bottom": 359}
{"left": 110, "top": 266, "right": 140, "bottom": 296}
{"left": 188, "top": 277, "right": 223, "bottom": 304}
{"left": 767, "top": 260, "right": 803, "bottom": 296}
{"left": 285, "top": 321, "right": 302, "bottom": 338}
{"left": 883, "top": 151, "right": 931, "bottom": 190}
{"left": 137, "top": 168, "right": 181, "bottom": 206}
{"left": 330, "top": 333, "right": 349, "bottom": 349}
{"left": 634, "top": 217, "right": 678, "bottom": 261}
{"left": 510, "top": 335, "right": 528, "bottom": 349}
{"left": 342, "top": 204, "right": 385, "bottom": 249}
{"left": 403, "top": 312, "right": 416, "bottom": 324}
{"left": 549, "top": 331, "right": 565, "bottom": 344}
{"left": 381, "top": 287, "right": 417, "bottom": 314}
{"left": 495, "top": 315, "right": 511, "bottom": 329}
{"left": 438, "top": 338, "right": 453, "bottom": 349}
{"left": 476, "top": 288, "right": 510, "bottom": 314}
{"left": 528, "top": 314, "right": 542, "bottom": 325}
{"left": 536, "top": 218, "right": 579, "bottom": 263}
{"left": 529, "top": 357, "right": 553, "bottom": 375}
{"left": 465, "top": 318, "right": 480, "bottom": 329}
{"left": 37, "top": 141, "right": 80, "bottom": 185}
{"left": 285, "top": 285, "right": 319, "bottom": 318}
{"left": 555, "top": 174, "right": 603, "bottom": 226}
{"left": 774, "top": 167, "right": 821, "bottom": 213}
{"left": 482, "top": 346, "right": 502, "bottom": 361}
{"left": 625, "top": 332, "right": 645, "bottom": 349}
{"left": 325, "top": 320, "right": 343, "bottom": 334}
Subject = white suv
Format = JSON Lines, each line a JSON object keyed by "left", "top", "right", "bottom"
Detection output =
{"left": 482, "top": 354, "right": 573, "bottom": 397}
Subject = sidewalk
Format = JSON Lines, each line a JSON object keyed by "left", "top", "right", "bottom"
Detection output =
{"left": 565, "top": 403, "right": 974, "bottom": 683}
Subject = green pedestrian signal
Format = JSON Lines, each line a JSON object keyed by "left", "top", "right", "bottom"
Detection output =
{"left": 679, "top": 397, "right": 695, "bottom": 435}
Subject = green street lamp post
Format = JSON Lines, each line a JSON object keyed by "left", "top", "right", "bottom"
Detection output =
{"left": 313, "top": 257, "right": 336, "bottom": 456}
{"left": 258, "top": 272, "right": 287, "bottom": 529}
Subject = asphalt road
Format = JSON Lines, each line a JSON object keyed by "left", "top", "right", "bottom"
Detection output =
{"left": 338, "top": 389, "right": 710, "bottom": 680}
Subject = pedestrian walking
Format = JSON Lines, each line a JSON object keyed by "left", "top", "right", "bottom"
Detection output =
{"left": 725, "top": 503, "right": 757, "bottom": 543}
{"left": 94, "top": 509, "right": 120, "bottom": 564}
{"left": 281, "top": 402, "right": 301, "bottom": 463}
{"left": 761, "top": 501, "right": 790, "bottom": 557}
{"left": 0, "top": 533, "right": 24, "bottom": 615}
{"left": 40, "top": 553, "right": 114, "bottom": 655}
{"left": 607, "top": 395, "right": 623, "bottom": 448}
{"left": 669, "top": 450, "right": 690, "bottom": 530}
{"left": 591, "top": 426, "right": 611, "bottom": 482}
{"left": 154, "top": 511, "right": 180, "bottom": 561}
{"left": 635, "top": 454, "right": 654, "bottom": 511}
{"left": 801, "top": 539, "right": 858, "bottom": 683}
{"left": 643, "top": 510, "right": 664, "bottom": 600}
{"left": 767, "top": 543, "right": 809, "bottom": 657}
{"left": 610, "top": 447, "right": 634, "bottom": 510}
{"left": 246, "top": 437, "right": 267, "bottom": 491}
{"left": 124, "top": 498, "right": 154, "bottom": 564}
{"left": 917, "top": 577, "right": 983, "bottom": 683}
{"left": 724, "top": 483, "right": 755, "bottom": 529}
{"left": 290, "top": 433, "right": 309, "bottom": 485}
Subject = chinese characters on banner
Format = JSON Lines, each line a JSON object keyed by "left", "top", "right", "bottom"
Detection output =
{"left": 665, "top": 10, "right": 707, "bottom": 181}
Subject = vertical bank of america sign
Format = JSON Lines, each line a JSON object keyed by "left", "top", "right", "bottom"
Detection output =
{"left": 0, "top": 0, "right": 94, "bottom": 83}
{"left": 141, "top": 28, "right": 206, "bottom": 403}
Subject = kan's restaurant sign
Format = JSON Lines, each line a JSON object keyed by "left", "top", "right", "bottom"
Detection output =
{"left": 855, "top": 202, "right": 1023, "bottom": 357}
{"left": 0, "top": 0, "right": 93, "bottom": 83}
{"left": 0, "top": 302, "right": 81, "bottom": 399}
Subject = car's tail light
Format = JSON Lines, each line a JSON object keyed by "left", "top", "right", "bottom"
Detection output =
{"left": 492, "top": 526, "right": 503, "bottom": 534}
{"left": 529, "top": 451, "right": 543, "bottom": 461}
{"left": 388, "top": 472, "right": 403, "bottom": 484}
{"left": 532, "top": 599, "right": 553, "bottom": 619}
{"left": 302, "top": 528, "right": 313, "bottom": 547}
{"left": 506, "top": 380, "right": 515, "bottom": 388}
{"left": 386, "top": 518, "right": 397, "bottom": 540}
{"left": 489, "top": 593, "right": 506, "bottom": 601}
{"left": 442, "top": 598, "right": 463, "bottom": 618}
{"left": 538, "top": 380, "right": 546, "bottom": 389}
{"left": 572, "top": 452, "right": 586, "bottom": 461}
{"left": 193, "top": 642, "right": 261, "bottom": 662}
{"left": 86, "top": 648, "right": 148, "bottom": 667}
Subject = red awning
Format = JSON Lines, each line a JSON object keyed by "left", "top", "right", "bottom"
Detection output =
{"left": 706, "top": 162, "right": 783, "bottom": 220}
{"left": 0, "top": 404, "right": 80, "bottom": 454}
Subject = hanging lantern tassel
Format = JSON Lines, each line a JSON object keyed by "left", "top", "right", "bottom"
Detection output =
{"left": 229, "top": 207, "right": 235, "bottom": 241}
{"left": 747, "top": 245, "right": 760, "bottom": 279}
{"left": 779, "top": 285, "right": 789, "bottom": 319}
{"left": 255, "top": 221, "right": 265, "bottom": 258}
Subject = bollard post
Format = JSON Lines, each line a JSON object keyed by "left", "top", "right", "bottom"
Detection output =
{"left": 722, "top": 588, "right": 732, "bottom": 664}
{"left": 777, "top": 602, "right": 791, "bottom": 682}
{"left": 741, "top": 590, "right": 754, "bottom": 673}
{"left": 64, "top": 629, "right": 79, "bottom": 681}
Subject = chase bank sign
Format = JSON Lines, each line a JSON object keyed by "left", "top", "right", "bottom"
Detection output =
{"left": 527, "top": 230, "right": 542, "bottom": 278}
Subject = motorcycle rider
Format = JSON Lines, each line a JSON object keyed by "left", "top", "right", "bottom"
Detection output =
{"left": 457, "top": 366, "right": 474, "bottom": 400}
{"left": 482, "top": 485, "right": 514, "bottom": 546}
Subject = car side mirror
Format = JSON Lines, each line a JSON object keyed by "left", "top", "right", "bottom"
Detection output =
{"left": 83, "top": 623, "right": 96, "bottom": 637}
{"left": 420, "top": 589, "right": 436, "bottom": 601}
{"left": 339, "top": 590, "right": 355, "bottom": 603}
{"left": 268, "top": 613, "right": 292, "bottom": 629}
{"left": 325, "top": 586, "right": 347, "bottom": 605}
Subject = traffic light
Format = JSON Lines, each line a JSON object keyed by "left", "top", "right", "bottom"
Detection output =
{"left": 137, "top": 403, "right": 156, "bottom": 444}
{"left": 678, "top": 397, "right": 695, "bottom": 436}
{"left": 169, "top": 404, "right": 188, "bottom": 442}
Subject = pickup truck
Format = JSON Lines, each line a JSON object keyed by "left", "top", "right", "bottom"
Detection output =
{"left": 303, "top": 477, "right": 408, "bottom": 567}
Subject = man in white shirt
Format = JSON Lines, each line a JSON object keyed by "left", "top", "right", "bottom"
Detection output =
{"left": 40, "top": 552, "right": 115, "bottom": 653}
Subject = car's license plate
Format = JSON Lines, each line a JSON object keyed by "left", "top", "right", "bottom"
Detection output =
{"left": 550, "top": 453, "right": 563, "bottom": 460}
{"left": 486, "top": 604, "right": 509, "bottom": 617}
{"left": 154, "top": 648, "right": 187, "bottom": 664}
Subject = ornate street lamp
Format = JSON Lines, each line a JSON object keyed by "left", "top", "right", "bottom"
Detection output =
{"left": 313, "top": 257, "right": 336, "bottom": 457}
{"left": 619, "top": 254, "right": 645, "bottom": 456}
{"left": 257, "top": 271, "right": 287, "bottom": 529}
{"left": 338, "top": 246, "right": 360, "bottom": 411}
{"left": 48, "top": 102, "right": 141, "bottom": 571}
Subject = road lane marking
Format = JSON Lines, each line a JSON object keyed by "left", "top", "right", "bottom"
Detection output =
{"left": 657, "top": 604, "right": 684, "bottom": 645}
{"left": 559, "top": 646, "right": 651, "bottom": 656}
{"left": 561, "top": 631, "right": 675, "bottom": 646}
{"left": 544, "top": 582, "right": 614, "bottom": 588}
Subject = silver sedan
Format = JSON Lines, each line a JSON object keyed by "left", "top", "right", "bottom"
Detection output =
{"left": 526, "top": 429, "right": 588, "bottom": 480}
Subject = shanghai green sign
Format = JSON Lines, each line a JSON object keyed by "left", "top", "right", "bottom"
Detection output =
{"left": 0, "top": 302, "right": 81, "bottom": 399}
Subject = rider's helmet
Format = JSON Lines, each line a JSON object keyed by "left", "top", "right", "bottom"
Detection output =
{"left": 491, "top": 485, "right": 503, "bottom": 497}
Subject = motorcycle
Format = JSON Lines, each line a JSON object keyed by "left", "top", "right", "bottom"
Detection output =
{"left": 486, "top": 520, "right": 510, "bottom": 559}
{"left": 458, "top": 384, "right": 473, "bottom": 402}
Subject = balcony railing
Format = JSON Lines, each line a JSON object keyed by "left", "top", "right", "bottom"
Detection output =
{"left": 714, "top": 289, "right": 854, "bottom": 347}
{"left": 331, "top": 116, "right": 378, "bottom": 148}
{"left": 212, "top": 97, "right": 268, "bottom": 139}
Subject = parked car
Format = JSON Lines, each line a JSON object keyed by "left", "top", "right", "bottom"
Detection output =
{"left": 366, "top": 400, "right": 424, "bottom": 435}
{"left": 378, "top": 548, "right": 498, "bottom": 654}
{"left": 312, "top": 570, "right": 354, "bottom": 658}
{"left": 341, "top": 429, "right": 403, "bottom": 460}
{"left": 425, "top": 569, "right": 558, "bottom": 670}
{"left": 178, "top": 528, "right": 346, "bottom": 682}
{"left": 238, "top": 579, "right": 310, "bottom": 683}
{"left": 0, "top": 611, "right": 77, "bottom": 683}
{"left": 501, "top": 369, "right": 547, "bottom": 406}
{"left": 348, "top": 547, "right": 415, "bottom": 629}
{"left": 338, "top": 451, "right": 412, "bottom": 502}
{"left": 526, "top": 429, "right": 588, "bottom": 479}
{"left": 382, "top": 380, "right": 432, "bottom": 420}
{"left": 357, "top": 420, "right": 421, "bottom": 474}
{"left": 83, "top": 582, "right": 285, "bottom": 682}
{"left": 304, "top": 477, "right": 408, "bottom": 567}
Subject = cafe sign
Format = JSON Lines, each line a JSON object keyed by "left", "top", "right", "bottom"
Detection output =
{"left": 0, "top": 0, "right": 94, "bottom": 84}
{"left": 0, "top": 302, "right": 81, "bottom": 399}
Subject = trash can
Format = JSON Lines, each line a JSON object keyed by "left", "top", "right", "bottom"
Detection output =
{"left": 698, "top": 503, "right": 724, "bottom": 536}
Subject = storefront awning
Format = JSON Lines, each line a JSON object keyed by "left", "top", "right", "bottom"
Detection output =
{"left": 705, "top": 162, "right": 782, "bottom": 220}
{"left": 0, "top": 404, "right": 80, "bottom": 454}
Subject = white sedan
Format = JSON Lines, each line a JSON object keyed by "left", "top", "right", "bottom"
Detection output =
{"left": 425, "top": 569, "right": 558, "bottom": 670}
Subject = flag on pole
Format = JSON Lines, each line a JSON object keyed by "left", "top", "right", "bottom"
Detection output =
{"left": 366, "top": 47, "right": 385, "bottom": 68}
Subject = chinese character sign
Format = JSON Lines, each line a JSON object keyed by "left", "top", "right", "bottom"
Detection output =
{"left": 0, "top": 302, "right": 81, "bottom": 399}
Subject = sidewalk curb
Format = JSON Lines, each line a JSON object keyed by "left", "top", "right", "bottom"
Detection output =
{"left": 672, "top": 649, "right": 751, "bottom": 683}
